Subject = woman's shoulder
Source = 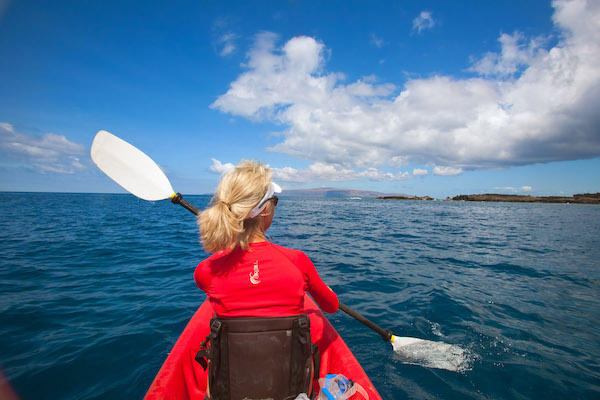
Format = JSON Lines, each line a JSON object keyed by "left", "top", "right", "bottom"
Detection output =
{"left": 267, "top": 242, "right": 300, "bottom": 255}
{"left": 198, "top": 247, "right": 239, "bottom": 268}
{"left": 198, "top": 250, "right": 223, "bottom": 264}
{"left": 266, "top": 242, "right": 312, "bottom": 265}
{"left": 197, "top": 247, "right": 245, "bottom": 280}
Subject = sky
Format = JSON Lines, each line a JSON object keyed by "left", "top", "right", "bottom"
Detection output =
{"left": 0, "top": 0, "right": 599, "bottom": 198}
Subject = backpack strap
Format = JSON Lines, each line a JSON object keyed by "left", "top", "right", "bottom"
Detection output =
{"left": 194, "top": 318, "right": 223, "bottom": 371}
{"left": 195, "top": 333, "right": 211, "bottom": 370}
{"left": 311, "top": 342, "right": 321, "bottom": 379}
{"left": 291, "top": 315, "right": 311, "bottom": 391}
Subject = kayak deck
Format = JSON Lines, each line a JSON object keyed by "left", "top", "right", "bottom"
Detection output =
{"left": 145, "top": 295, "right": 382, "bottom": 399}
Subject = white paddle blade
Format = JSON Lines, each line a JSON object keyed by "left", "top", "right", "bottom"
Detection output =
{"left": 392, "top": 336, "right": 425, "bottom": 347}
{"left": 91, "top": 130, "right": 175, "bottom": 201}
{"left": 391, "top": 336, "right": 472, "bottom": 372}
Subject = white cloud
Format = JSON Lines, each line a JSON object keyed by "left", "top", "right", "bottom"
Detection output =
{"left": 209, "top": 158, "right": 235, "bottom": 175}
{"left": 209, "top": 159, "right": 413, "bottom": 183}
{"left": 218, "top": 33, "right": 237, "bottom": 56}
{"left": 212, "top": 0, "right": 600, "bottom": 181}
{"left": 412, "top": 168, "right": 429, "bottom": 176}
{"left": 212, "top": 18, "right": 238, "bottom": 57}
{"left": 412, "top": 11, "right": 435, "bottom": 34}
{"left": 433, "top": 166, "right": 463, "bottom": 176}
{"left": 469, "top": 32, "right": 546, "bottom": 77}
{"left": 493, "top": 186, "right": 533, "bottom": 192}
{"left": 0, "top": 123, "right": 87, "bottom": 174}
{"left": 370, "top": 33, "right": 386, "bottom": 48}
{"left": 271, "top": 162, "right": 412, "bottom": 183}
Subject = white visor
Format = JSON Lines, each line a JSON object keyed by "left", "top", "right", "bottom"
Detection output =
{"left": 245, "top": 182, "right": 282, "bottom": 219}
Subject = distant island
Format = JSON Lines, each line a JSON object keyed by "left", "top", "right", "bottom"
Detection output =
{"left": 280, "top": 188, "right": 600, "bottom": 204}
{"left": 451, "top": 193, "right": 600, "bottom": 204}
{"left": 281, "top": 188, "right": 407, "bottom": 198}
{"left": 377, "top": 193, "right": 600, "bottom": 204}
{"left": 376, "top": 195, "right": 435, "bottom": 201}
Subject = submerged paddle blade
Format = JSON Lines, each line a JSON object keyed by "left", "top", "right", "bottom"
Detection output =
{"left": 91, "top": 130, "right": 175, "bottom": 201}
{"left": 391, "top": 336, "right": 473, "bottom": 372}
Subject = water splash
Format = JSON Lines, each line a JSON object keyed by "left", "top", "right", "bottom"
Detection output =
{"left": 391, "top": 337, "right": 473, "bottom": 372}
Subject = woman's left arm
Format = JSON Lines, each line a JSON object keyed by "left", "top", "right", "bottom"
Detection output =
{"left": 300, "top": 253, "right": 339, "bottom": 313}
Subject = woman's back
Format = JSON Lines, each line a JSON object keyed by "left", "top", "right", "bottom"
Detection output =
{"left": 195, "top": 241, "right": 338, "bottom": 317}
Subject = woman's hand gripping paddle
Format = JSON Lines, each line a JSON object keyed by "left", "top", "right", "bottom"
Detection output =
{"left": 90, "top": 130, "right": 199, "bottom": 214}
{"left": 91, "top": 130, "right": 471, "bottom": 372}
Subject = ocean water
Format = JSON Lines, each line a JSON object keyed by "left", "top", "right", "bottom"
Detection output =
{"left": 0, "top": 192, "right": 599, "bottom": 399}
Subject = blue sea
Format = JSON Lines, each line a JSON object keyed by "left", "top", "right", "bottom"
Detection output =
{"left": 1, "top": 192, "right": 599, "bottom": 399}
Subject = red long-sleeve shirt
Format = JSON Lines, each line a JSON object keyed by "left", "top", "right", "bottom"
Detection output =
{"left": 194, "top": 241, "right": 339, "bottom": 318}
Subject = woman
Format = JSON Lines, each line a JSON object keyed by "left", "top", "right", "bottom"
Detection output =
{"left": 194, "top": 160, "right": 338, "bottom": 400}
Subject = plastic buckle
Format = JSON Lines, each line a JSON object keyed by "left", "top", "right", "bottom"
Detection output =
{"left": 210, "top": 320, "right": 222, "bottom": 331}
{"left": 298, "top": 316, "right": 309, "bottom": 329}
{"left": 210, "top": 320, "right": 222, "bottom": 337}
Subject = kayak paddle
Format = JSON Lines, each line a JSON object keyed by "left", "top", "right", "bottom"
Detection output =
{"left": 91, "top": 130, "right": 199, "bottom": 215}
{"left": 90, "top": 130, "right": 471, "bottom": 371}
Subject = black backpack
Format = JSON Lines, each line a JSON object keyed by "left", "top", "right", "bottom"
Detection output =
{"left": 196, "top": 314, "right": 320, "bottom": 400}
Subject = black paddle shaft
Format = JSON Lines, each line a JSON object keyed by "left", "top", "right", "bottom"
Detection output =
{"left": 171, "top": 193, "right": 200, "bottom": 215}
{"left": 339, "top": 302, "right": 393, "bottom": 342}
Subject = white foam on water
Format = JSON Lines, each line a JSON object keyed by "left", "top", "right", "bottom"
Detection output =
{"left": 391, "top": 337, "right": 473, "bottom": 372}
{"left": 429, "top": 322, "right": 443, "bottom": 337}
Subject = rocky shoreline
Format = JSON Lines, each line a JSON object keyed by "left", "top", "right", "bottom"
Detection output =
{"left": 377, "top": 193, "right": 600, "bottom": 204}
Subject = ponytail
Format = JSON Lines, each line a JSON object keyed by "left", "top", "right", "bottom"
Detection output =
{"left": 198, "top": 200, "right": 243, "bottom": 253}
{"left": 198, "top": 160, "right": 271, "bottom": 253}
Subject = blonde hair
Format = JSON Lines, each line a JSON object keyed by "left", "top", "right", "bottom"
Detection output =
{"left": 198, "top": 160, "right": 272, "bottom": 253}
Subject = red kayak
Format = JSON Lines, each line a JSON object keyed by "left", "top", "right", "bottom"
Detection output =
{"left": 145, "top": 295, "right": 382, "bottom": 399}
